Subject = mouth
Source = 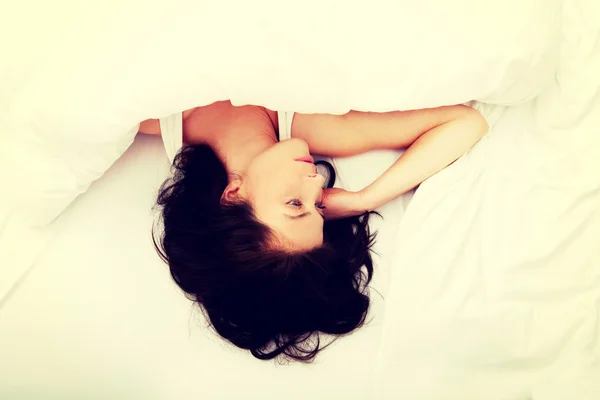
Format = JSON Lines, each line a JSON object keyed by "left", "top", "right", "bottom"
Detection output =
{"left": 295, "top": 155, "right": 314, "bottom": 164}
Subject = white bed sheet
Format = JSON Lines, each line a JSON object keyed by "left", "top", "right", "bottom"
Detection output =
{"left": 0, "top": 135, "right": 408, "bottom": 399}
{"left": 1, "top": 95, "right": 598, "bottom": 399}
{"left": 372, "top": 3, "right": 600, "bottom": 398}
{"left": 1, "top": 103, "right": 598, "bottom": 398}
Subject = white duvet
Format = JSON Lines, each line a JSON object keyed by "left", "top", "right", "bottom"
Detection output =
{"left": 1, "top": 0, "right": 599, "bottom": 399}
{"left": 373, "top": 3, "right": 600, "bottom": 397}
{"left": 1, "top": 0, "right": 559, "bottom": 226}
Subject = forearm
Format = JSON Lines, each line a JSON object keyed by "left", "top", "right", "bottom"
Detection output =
{"left": 359, "top": 112, "right": 488, "bottom": 210}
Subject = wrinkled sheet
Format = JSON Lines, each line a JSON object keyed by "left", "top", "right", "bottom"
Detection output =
{"left": 0, "top": 0, "right": 560, "bottom": 226}
{"left": 372, "top": 2, "right": 600, "bottom": 398}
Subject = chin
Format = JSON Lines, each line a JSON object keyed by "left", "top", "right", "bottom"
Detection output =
{"left": 287, "top": 138, "right": 311, "bottom": 157}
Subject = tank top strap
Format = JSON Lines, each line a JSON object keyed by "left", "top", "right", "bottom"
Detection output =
{"left": 159, "top": 112, "right": 183, "bottom": 164}
{"left": 277, "top": 111, "right": 295, "bottom": 141}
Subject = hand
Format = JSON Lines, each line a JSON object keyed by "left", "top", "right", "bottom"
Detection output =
{"left": 321, "top": 188, "right": 369, "bottom": 220}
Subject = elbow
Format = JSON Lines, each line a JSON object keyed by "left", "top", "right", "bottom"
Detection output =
{"left": 474, "top": 109, "right": 490, "bottom": 137}
{"left": 462, "top": 106, "right": 489, "bottom": 140}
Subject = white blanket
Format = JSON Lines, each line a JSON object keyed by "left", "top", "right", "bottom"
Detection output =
{"left": 0, "top": 0, "right": 559, "bottom": 226}
{"left": 373, "top": 2, "right": 600, "bottom": 398}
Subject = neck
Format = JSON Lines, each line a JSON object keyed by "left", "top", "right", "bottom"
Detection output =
{"left": 182, "top": 104, "right": 278, "bottom": 175}
{"left": 216, "top": 130, "right": 277, "bottom": 174}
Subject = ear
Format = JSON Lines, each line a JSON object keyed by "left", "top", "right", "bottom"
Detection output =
{"left": 220, "top": 181, "right": 242, "bottom": 205}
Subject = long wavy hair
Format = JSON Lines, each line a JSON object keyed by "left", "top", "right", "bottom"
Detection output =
{"left": 153, "top": 144, "right": 377, "bottom": 362}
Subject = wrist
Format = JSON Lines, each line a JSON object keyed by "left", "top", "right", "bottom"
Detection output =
{"left": 356, "top": 189, "right": 377, "bottom": 212}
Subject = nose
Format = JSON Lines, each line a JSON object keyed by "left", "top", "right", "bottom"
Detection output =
{"left": 305, "top": 173, "right": 326, "bottom": 200}
{"left": 307, "top": 173, "right": 326, "bottom": 187}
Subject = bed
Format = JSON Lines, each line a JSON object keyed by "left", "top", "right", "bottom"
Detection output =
{"left": 1, "top": 1, "right": 599, "bottom": 399}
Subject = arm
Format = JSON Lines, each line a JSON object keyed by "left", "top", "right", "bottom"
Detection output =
{"left": 138, "top": 118, "right": 161, "bottom": 135}
{"left": 292, "top": 106, "right": 489, "bottom": 214}
{"left": 357, "top": 108, "right": 488, "bottom": 210}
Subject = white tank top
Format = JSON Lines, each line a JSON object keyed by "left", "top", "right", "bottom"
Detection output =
{"left": 159, "top": 111, "right": 295, "bottom": 163}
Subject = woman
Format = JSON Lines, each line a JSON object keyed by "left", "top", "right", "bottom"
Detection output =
{"left": 140, "top": 101, "right": 488, "bottom": 362}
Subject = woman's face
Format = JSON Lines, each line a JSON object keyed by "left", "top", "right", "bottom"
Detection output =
{"left": 240, "top": 138, "right": 326, "bottom": 251}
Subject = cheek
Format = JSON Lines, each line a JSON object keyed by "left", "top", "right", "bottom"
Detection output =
{"left": 248, "top": 172, "right": 296, "bottom": 208}
{"left": 247, "top": 152, "right": 279, "bottom": 178}
{"left": 243, "top": 171, "right": 275, "bottom": 206}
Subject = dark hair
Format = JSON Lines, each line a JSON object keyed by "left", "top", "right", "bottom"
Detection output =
{"left": 153, "top": 144, "right": 377, "bottom": 362}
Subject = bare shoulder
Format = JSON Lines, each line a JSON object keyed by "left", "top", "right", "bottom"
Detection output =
{"left": 184, "top": 101, "right": 277, "bottom": 144}
{"left": 138, "top": 118, "right": 161, "bottom": 135}
{"left": 137, "top": 101, "right": 278, "bottom": 145}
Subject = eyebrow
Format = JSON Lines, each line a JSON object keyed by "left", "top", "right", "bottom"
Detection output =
{"left": 284, "top": 212, "right": 311, "bottom": 220}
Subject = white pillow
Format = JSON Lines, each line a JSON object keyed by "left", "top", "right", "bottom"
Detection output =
{"left": 1, "top": 0, "right": 561, "bottom": 226}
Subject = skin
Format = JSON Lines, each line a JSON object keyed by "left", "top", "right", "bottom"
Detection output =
{"left": 238, "top": 138, "right": 326, "bottom": 249}
{"left": 139, "top": 100, "right": 489, "bottom": 251}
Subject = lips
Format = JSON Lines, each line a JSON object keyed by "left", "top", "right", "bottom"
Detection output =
{"left": 295, "top": 155, "right": 314, "bottom": 164}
